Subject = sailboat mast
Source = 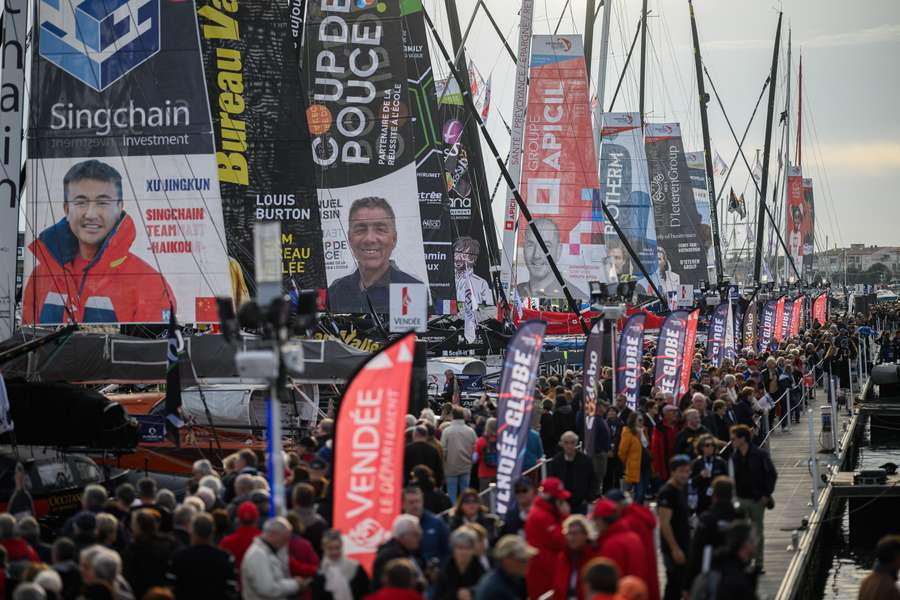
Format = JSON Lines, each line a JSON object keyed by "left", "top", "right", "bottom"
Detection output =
{"left": 782, "top": 29, "right": 792, "bottom": 283}
{"left": 584, "top": 0, "right": 596, "bottom": 81}
{"left": 499, "top": 0, "right": 535, "bottom": 299}
{"left": 688, "top": 0, "right": 724, "bottom": 286}
{"left": 796, "top": 54, "right": 803, "bottom": 169}
{"left": 753, "top": 12, "right": 783, "bottom": 285}
{"left": 638, "top": 0, "right": 648, "bottom": 127}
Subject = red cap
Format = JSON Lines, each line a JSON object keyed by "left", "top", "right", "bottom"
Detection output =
{"left": 539, "top": 477, "right": 571, "bottom": 500}
{"left": 237, "top": 501, "right": 259, "bottom": 523}
{"left": 592, "top": 499, "right": 618, "bottom": 519}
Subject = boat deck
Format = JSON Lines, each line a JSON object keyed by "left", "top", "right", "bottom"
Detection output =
{"left": 830, "top": 471, "right": 900, "bottom": 497}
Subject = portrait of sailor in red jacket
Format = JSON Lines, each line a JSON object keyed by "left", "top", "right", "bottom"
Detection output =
{"left": 22, "top": 159, "right": 175, "bottom": 324}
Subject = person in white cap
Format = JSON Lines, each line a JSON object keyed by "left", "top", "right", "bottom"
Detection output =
{"left": 474, "top": 535, "right": 537, "bottom": 599}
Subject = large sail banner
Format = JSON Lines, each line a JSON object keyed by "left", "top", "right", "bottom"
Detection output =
{"left": 516, "top": 35, "right": 609, "bottom": 301}
{"left": 197, "top": 0, "right": 326, "bottom": 304}
{"left": 303, "top": 1, "right": 428, "bottom": 315}
{"left": 0, "top": 0, "right": 26, "bottom": 337}
{"left": 616, "top": 314, "right": 646, "bottom": 410}
{"left": 685, "top": 151, "right": 716, "bottom": 283}
{"left": 654, "top": 310, "right": 689, "bottom": 396}
{"left": 402, "top": 4, "right": 456, "bottom": 310}
{"left": 495, "top": 321, "right": 546, "bottom": 516}
{"left": 786, "top": 165, "right": 803, "bottom": 273}
{"left": 802, "top": 178, "right": 815, "bottom": 273}
{"left": 24, "top": 0, "right": 231, "bottom": 324}
{"left": 645, "top": 124, "right": 709, "bottom": 288}
{"left": 598, "top": 113, "right": 659, "bottom": 292}
{"left": 333, "top": 333, "right": 415, "bottom": 574}
{"left": 434, "top": 78, "right": 494, "bottom": 309}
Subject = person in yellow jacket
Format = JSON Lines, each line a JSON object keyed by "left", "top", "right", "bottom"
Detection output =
{"left": 618, "top": 412, "right": 651, "bottom": 503}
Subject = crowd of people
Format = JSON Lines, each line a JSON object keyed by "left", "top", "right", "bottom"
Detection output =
{"left": 0, "top": 306, "right": 893, "bottom": 600}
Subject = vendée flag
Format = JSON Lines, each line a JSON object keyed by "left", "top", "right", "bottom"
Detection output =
{"left": 333, "top": 333, "right": 416, "bottom": 574}
{"left": 780, "top": 297, "right": 794, "bottom": 341}
{"left": 774, "top": 296, "right": 786, "bottom": 343}
{"left": 582, "top": 320, "right": 604, "bottom": 456}
{"left": 759, "top": 300, "right": 778, "bottom": 352}
{"left": 679, "top": 310, "right": 700, "bottom": 395}
{"left": 706, "top": 302, "right": 729, "bottom": 366}
{"left": 723, "top": 299, "right": 737, "bottom": 363}
{"left": 495, "top": 321, "right": 547, "bottom": 516}
{"left": 813, "top": 293, "right": 827, "bottom": 325}
{"left": 790, "top": 296, "right": 804, "bottom": 337}
{"left": 616, "top": 314, "right": 646, "bottom": 410}
{"left": 654, "top": 311, "right": 689, "bottom": 397}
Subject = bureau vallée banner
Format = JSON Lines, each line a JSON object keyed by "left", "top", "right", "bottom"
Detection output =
{"left": 401, "top": 2, "right": 456, "bottom": 312}
{"left": 786, "top": 165, "right": 804, "bottom": 274}
{"left": 597, "top": 113, "right": 659, "bottom": 291}
{"left": 802, "top": 178, "right": 815, "bottom": 273}
{"left": 197, "top": 0, "right": 326, "bottom": 303}
{"left": 645, "top": 123, "right": 709, "bottom": 290}
{"left": 24, "top": 0, "right": 231, "bottom": 324}
{"left": 495, "top": 320, "right": 546, "bottom": 516}
{"left": 616, "top": 313, "right": 646, "bottom": 410}
{"left": 303, "top": 1, "right": 428, "bottom": 315}
{"left": 333, "top": 333, "right": 416, "bottom": 575}
{"left": 685, "top": 150, "right": 717, "bottom": 283}
{"left": 516, "top": 35, "right": 611, "bottom": 302}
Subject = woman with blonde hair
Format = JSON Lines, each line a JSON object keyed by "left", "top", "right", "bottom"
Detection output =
{"left": 618, "top": 412, "right": 651, "bottom": 503}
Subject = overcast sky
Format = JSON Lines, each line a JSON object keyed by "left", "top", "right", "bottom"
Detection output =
{"left": 426, "top": 0, "right": 900, "bottom": 251}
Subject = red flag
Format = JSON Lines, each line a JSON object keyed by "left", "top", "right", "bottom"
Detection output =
{"left": 679, "top": 309, "right": 700, "bottom": 395}
{"left": 773, "top": 296, "right": 786, "bottom": 342}
{"left": 790, "top": 296, "right": 803, "bottom": 337}
{"left": 333, "top": 333, "right": 417, "bottom": 574}
{"left": 813, "top": 293, "right": 827, "bottom": 325}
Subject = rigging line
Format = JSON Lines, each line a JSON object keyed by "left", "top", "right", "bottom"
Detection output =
{"left": 796, "top": 88, "right": 839, "bottom": 249}
{"left": 607, "top": 17, "right": 642, "bottom": 113}
{"left": 803, "top": 84, "right": 844, "bottom": 247}
{"left": 703, "top": 67, "right": 800, "bottom": 281}
{"left": 553, "top": 0, "right": 570, "bottom": 34}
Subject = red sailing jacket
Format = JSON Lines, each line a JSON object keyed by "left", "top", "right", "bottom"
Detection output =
{"left": 596, "top": 519, "right": 650, "bottom": 589}
{"left": 651, "top": 421, "right": 677, "bottom": 481}
{"left": 22, "top": 213, "right": 175, "bottom": 324}
{"left": 622, "top": 503, "right": 661, "bottom": 600}
{"left": 525, "top": 496, "right": 566, "bottom": 599}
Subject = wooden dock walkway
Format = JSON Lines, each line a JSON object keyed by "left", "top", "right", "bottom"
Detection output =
{"left": 756, "top": 389, "right": 848, "bottom": 600}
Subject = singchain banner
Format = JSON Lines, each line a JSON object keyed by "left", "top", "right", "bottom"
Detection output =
{"left": 25, "top": 0, "right": 231, "bottom": 324}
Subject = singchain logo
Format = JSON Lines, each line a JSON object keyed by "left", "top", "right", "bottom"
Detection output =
{"left": 39, "top": 0, "right": 161, "bottom": 92}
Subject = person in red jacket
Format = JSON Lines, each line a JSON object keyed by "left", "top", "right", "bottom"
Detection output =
{"left": 651, "top": 405, "right": 678, "bottom": 482}
{"left": 286, "top": 513, "right": 319, "bottom": 600}
{"left": 608, "top": 490, "right": 661, "bottom": 600}
{"left": 592, "top": 499, "right": 650, "bottom": 591}
{"left": 219, "top": 502, "right": 260, "bottom": 573}
{"left": 23, "top": 159, "right": 175, "bottom": 324}
{"left": 553, "top": 515, "right": 597, "bottom": 599}
{"left": 0, "top": 514, "right": 38, "bottom": 564}
{"left": 525, "top": 477, "right": 570, "bottom": 599}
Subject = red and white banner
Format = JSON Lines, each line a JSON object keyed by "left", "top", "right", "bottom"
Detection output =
{"left": 679, "top": 309, "right": 700, "bottom": 395}
{"left": 813, "top": 293, "right": 827, "bottom": 325}
{"left": 515, "top": 35, "right": 609, "bottom": 301}
{"left": 333, "top": 333, "right": 416, "bottom": 574}
{"left": 786, "top": 165, "right": 804, "bottom": 272}
{"left": 790, "top": 296, "right": 804, "bottom": 337}
{"left": 773, "top": 296, "right": 786, "bottom": 342}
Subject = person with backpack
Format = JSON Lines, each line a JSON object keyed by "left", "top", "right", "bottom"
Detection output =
{"left": 728, "top": 425, "right": 777, "bottom": 573}
{"left": 473, "top": 418, "right": 499, "bottom": 492}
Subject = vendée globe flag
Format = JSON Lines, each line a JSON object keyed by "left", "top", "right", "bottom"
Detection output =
{"left": 654, "top": 310, "right": 699, "bottom": 397}
{"left": 333, "top": 333, "right": 417, "bottom": 574}
{"left": 706, "top": 302, "right": 729, "bottom": 366}
{"left": 616, "top": 314, "right": 646, "bottom": 410}
{"left": 582, "top": 320, "right": 604, "bottom": 456}
{"left": 495, "top": 321, "right": 546, "bottom": 517}
{"left": 758, "top": 300, "right": 778, "bottom": 352}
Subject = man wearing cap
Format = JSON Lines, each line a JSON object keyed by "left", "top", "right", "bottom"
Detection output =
{"left": 220, "top": 501, "right": 261, "bottom": 574}
{"left": 525, "top": 477, "right": 570, "bottom": 599}
{"left": 475, "top": 535, "right": 535, "bottom": 600}
{"left": 592, "top": 499, "right": 650, "bottom": 593}
{"left": 657, "top": 455, "right": 692, "bottom": 600}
